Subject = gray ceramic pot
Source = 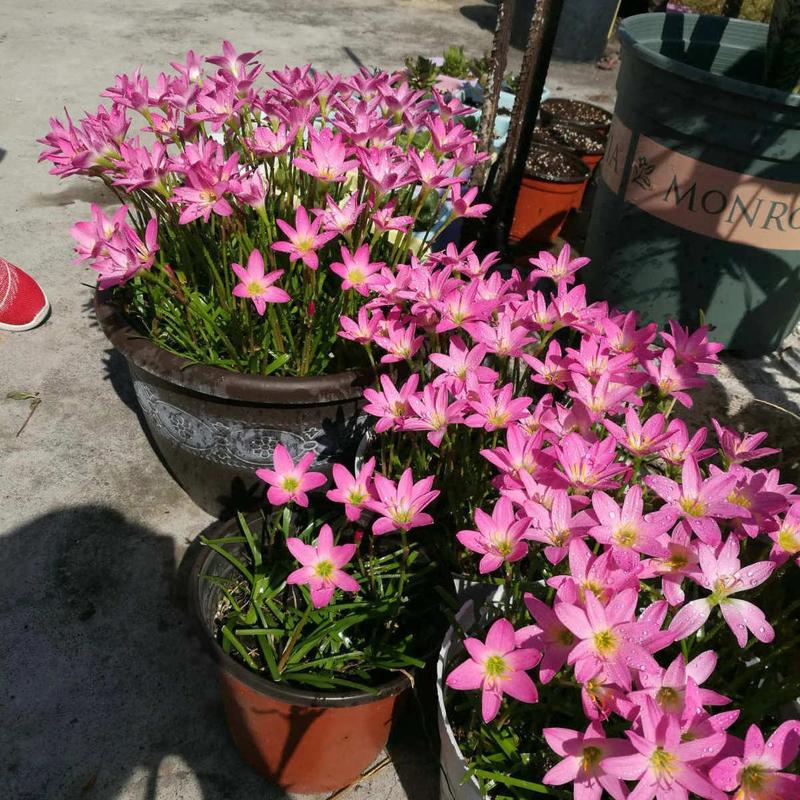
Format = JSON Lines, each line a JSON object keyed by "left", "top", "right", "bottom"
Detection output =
{"left": 96, "top": 291, "right": 370, "bottom": 517}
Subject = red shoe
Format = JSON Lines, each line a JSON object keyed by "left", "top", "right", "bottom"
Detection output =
{"left": 0, "top": 257, "right": 50, "bottom": 331}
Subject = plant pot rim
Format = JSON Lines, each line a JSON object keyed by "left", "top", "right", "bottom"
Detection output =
{"left": 524, "top": 143, "right": 590, "bottom": 184}
{"left": 619, "top": 12, "right": 800, "bottom": 109}
{"left": 94, "top": 288, "right": 373, "bottom": 405}
{"left": 186, "top": 524, "right": 411, "bottom": 708}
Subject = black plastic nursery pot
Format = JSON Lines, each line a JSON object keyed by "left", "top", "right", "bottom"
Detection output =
{"left": 584, "top": 13, "right": 800, "bottom": 358}
{"left": 187, "top": 518, "right": 410, "bottom": 793}
{"left": 95, "top": 291, "right": 370, "bottom": 518}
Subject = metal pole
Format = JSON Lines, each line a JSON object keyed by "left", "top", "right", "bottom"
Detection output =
{"left": 485, "top": 0, "right": 566, "bottom": 247}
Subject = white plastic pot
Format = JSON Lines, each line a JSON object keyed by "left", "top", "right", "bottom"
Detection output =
{"left": 437, "top": 601, "right": 485, "bottom": 800}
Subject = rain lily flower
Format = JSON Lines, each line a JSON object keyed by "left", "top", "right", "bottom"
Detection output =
{"left": 669, "top": 535, "right": 776, "bottom": 647}
{"left": 768, "top": 503, "right": 800, "bottom": 566}
{"left": 542, "top": 722, "right": 631, "bottom": 800}
{"left": 709, "top": 721, "right": 800, "bottom": 800}
{"left": 589, "top": 485, "right": 670, "bottom": 570}
{"left": 338, "top": 306, "right": 382, "bottom": 344}
{"left": 465, "top": 384, "right": 532, "bottom": 432}
{"left": 446, "top": 618, "right": 541, "bottom": 722}
{"left": 366, "top": 468, "right": 439, "bottom": 535}
{"left": 645, "top": 456, "right": 741, "bottom": 546}
{"left": 602, "top": 698, "right": 727, "bottom": 800}
{"left": 555, "top": 588, "right": 666, "bottom": 690}
{"left": 271, "top": 205, "right": 337, "bottom": 270}
{"left": 526, "top": 490, "right": 592, "bottom": 565}
{"left": 429, "top": 337, "right": 497, "bottom": 395}
{"left": 330, "top": 244, "right": 385, "bottom": 295}
{"left": 659, "top": 419, "right": 716, "bottom": 466}
{"left": 712, "top": 419, "right": 780, "bottom": 466}
{"left": 518, "top": 592, "right": 576, "bottom": 684}
{"left": 661, "top": 321, "right": 723, "bottom": 375}
{"left": 555, "top": 433, "right": 628, "bottom": 493}
{"left": 231, "top": 249, "right": 290, "bottom": 314}
{"left": 644, "top": 348, "right": 706, "bottom": 408}
{"left": 449, "top": 183, "right": 491, "bottom": 218}
{"left": 528, "top": 243, "right": 589, "bottom": 285}
{"left": 286, "top": 524, "right": 359, "bottom": 608}
{"left": 405, "top": 384, "right": 465, "bottom": 447}
{"left": 603, "top": 409, "right": 676, "bottom": 458}
{"left": 256, "top": 444, "right": 327, "bottom": 507}
{"left": 363, "top": 373, "right": 419, "bottom": 432}
{"left": 293, "top": 128, "right": 357, "bottom": 182}
{"left": 326, "top": 457, "right": 375, "bottom": 521}
{"left": 456, "top": 497, "right": 530, "bottom": 574}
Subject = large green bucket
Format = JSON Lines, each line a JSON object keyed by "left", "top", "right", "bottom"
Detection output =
{"left": 584, "top": 13, "right": 800, "bottom": 357}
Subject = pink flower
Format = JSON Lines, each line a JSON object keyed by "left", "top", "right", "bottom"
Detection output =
{"left": 589, "top": 486, "right": 670, "bottom": 570}
{"left": 248, "top": 123, "right": 297, "bottom": 157}
{"left": 326, "top": 457, "right": 375, "bottom": 521}
{"left": 555, "top": 588, "right": 666, "bottom": 690}
{"left": 669, "top": 535, "right": 776, "bottom": 647}
{"left": 316, "top": 192, "right": 365, "bottom": 234}
{"left": 710, "top": 721, "right": 800, "bottom": 800}
{"left": 272, "top": 205, "right": 337, "bottom": 270}
{"left": 481, "top": 426, "right": 554, "bottom": 486}
{"left": 206, "top": 40, "right": 261, "bottom": 80}
{"left": 370, "top": 201, "right": 414, "bottom": 233}
{"left": 603, "top": 409, "right": 676, "bottom": 458}
{"left": 569, "top": 372, "right": 640, "bottom": 419}
{"left": 768, "top": 503, "right": 800, "bottom": 566}
{"left": 446, "top": 618, "right": 540, "bottom": 722}
{"left": 645, "top": 456, "right": 741, "bottom": 546}
{"left": 366, "top": 468, "right": 439, "bottom": 535}
{"left": 645, "top": 348, "right": 706, "bottom": 408}
{"left": 550, "top": 539, "right": 638, "bottom": 605}
{"left": 465, "top": 384, "right": 532, "bottom": 432}
{"left": 286, "top": 524, "right": 359, "bottom": 608}
{"left": 330, "top": 244, "right": 384, "bottom": 296}
{"left": 363, "top": 373, "right": 419, "bottom": 433}
{"left": 373, "top": 321, "right": 423, "bottom": 363}
{"left": 405, "top": 384, "right": 465, "bottom": 447}
{"left": 256, "top": 444, "right": 327, "bottom": 507}
{"left": 456, "top": 497, "right": 530, "bottom": 574}
{"left": 449, "top": 183, "right": 491, "bottom": 219}
{"left": 528, "top": 243, "right": 590, "bottom": 285}
{"left": 524, "top": 340, "right": 571, "bottom": 389}
{"left": 231, "top": 249, "right": 290, "bottom": 315}
{"left": 429, "top": 336, "right": 497, "bottom": 396}
{"left": 555, "top": 433, "right": 628, "bottom": 493}
{"left": 542, "top": 722, "right": 631, "bottom": 800}
{"left": 338, "top": 306, "right": 382, "bottom": 344}
{"left": 661, "top": 321, "right": 723, "bottom": 375}
{"left": 602, "top": 698, "right": 727, "bottom": 800}
{"left": 659, "top": 419, "right": 716, "bottom": 466}
{"left": 293, "top": 128, "right": 357, "bottom": 182}
{"left": 517, "top": 592, "right": 576, "bottom": 683}
{"left": 526, "top": 490, "right": 591, "bottom": 565}
{"left": 711, "top": 419, "right": 780, "bottom": 466}
{"left": 631, "top": 650, "right": 730, "bottom": 717}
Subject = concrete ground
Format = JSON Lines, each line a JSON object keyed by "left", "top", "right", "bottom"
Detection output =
{"left": 1, "top": 2, "right": 797, "bottom": 800}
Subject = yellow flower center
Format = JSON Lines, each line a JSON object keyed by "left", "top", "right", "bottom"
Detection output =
{"left": 487, "top": 409, "right": 510, "bottom": 427}
{"left": 581, "top": 746, "right": 602, "bottom": 772}
{"left": 593, "top": 629, "right": 617, "bottom": 656}
{"left": 727, "top": 489, "right": 752, "bottom": 509}
{"left": 281, "top": 475, "right": 300, "bottom": 492}
{"left": 650, "top": 747, "right": 676, "bottom": 777}
{"left": 347, "top": 267, "right": 366, "bottom": 285}
{"left": 247, "top": 280, "right": 263, "bottom": 296}
{"left": 739, "top": 763, "right": 769, "bottom": 797}
{"left": 314, "top": 559, "right": 334, "bottom": 579}
{"left": 484, "top": 654, "right": 508, "bottom": 680}
{"left": 346, "top": 488, "right": 367, "bottom": 506}
{"left": 679, "top": 497, "right": 706, "bottom": 517}
{"left": 613, "top": 524, "right": 638, "bottom": 549}
{"left": 200, "top": 188, "right": 217, "bottom": 204}
{"left": 656, "top": 686, "right": 682, "bottom": 712}
{"left": 664, "top": 550, "right": 689, "bottom": 571}
{"left": 778, "top": 527, "right": 800, "bottom": 554}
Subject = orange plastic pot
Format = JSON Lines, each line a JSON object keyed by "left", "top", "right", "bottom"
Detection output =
{"left": 188, "top": 530, "right": 410, "bottom": 793}
{"left": 510, "top": 150, "right": 589, "bottom": 245}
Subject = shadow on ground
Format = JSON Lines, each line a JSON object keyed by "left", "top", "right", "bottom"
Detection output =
{"left": 0, "top": 505, "right": 286, "bottom": 799}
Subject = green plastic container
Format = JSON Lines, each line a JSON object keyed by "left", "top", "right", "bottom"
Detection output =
{"left": 584, "top": 13, "right": 800, "bottom": 357}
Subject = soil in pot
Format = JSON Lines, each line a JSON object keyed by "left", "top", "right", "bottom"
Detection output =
{"left": 509, "top": 144, "right": 590, "bottom": 245}
{"left": 187, "top": 519, "right": 424, "bottom": 793}
{"left": 534, "top": 122, "right": 606, "bottom": 170}
{"left": 540, "top": 97, "right": 612, "bottom": 137}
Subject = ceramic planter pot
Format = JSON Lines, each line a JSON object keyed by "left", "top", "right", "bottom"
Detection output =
{"left": 510, "top": 145, "right": 590, "bottom": 245}
{"left": 585, "top": 12, "right": 800, "bottom": 357}
{"left": 95, "top": 291, "right": 371, "bottom": 517}
{"left": 437, "top": 601, "right": 484, "bottom": 800}
{"left": 188, "top": 523, "right": 410, "bottom": 793}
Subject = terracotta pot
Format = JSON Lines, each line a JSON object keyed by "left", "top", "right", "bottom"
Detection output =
{"left": 95, "top": 291, "right": 371, "bottom": 517}
{"left": 509, "top": 146, "right": 590, "bottom": 245}
{"left": 187, "top": 527, "right": 410, "bottom": 793}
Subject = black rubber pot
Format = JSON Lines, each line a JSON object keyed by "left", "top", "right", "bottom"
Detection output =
{"left": 96, "top": 292, "right": 371, "bottom": 517}
{"left": 584, "top": 13, "right": 800, "bottom": 357}
{"left": 187, "top": 519, "right": 410, "bottom": 792}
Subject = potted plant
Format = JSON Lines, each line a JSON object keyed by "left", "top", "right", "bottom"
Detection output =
{"left": 584, "top": 12, "right": 800, "bottom": 357}
{"left": 509, "top": 143, "right": 590, "bottom": 245}
{"left": 540, "top": 97, "right": 612, "bottom": 137}
{"left": 188, "top": 446, "right": 442, "bottom": 792}
{"left": 39, "top": 43, "right": 487, "bottom": 515}
{"left": 424, "top": 268, "right": 800, "bottom": 797}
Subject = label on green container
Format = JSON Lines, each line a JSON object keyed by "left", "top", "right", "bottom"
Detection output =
{"left": 623, "top": 135, "right": 800, "bottom": 251}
